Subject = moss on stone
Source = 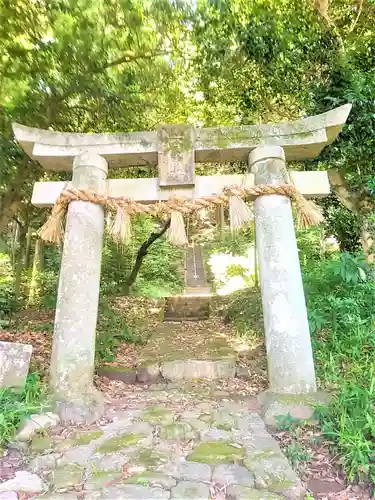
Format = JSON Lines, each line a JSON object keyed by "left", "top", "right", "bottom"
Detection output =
{"left": 215, "top": 422, "right": 232, "bottom": 431}
{"left": 100, "top": 364, "right": 134, "bottom": 373}
{"left": 244, "top": 451, "right": 282, "bottom": 467}
{"left": 54, "top": 439, "right": 76, "bottom": 452}
{"left": 71, "top": 430, "right": 103, "bottom": 445}
{"left": 132, "top": 448, "right": 168, "bottom": 469}
{"left": 199, "top": 414, "right": 211, "bottom": 423}
{"left": 89, "top": 470, "right": 123, "bottom": 489}
{"left": 268, "top": 478, "right": 294, "bottom": 490}
{"left": 97, "top": 433, "right": 146, "bottom": 453}
{"left": 126, "top": 472, "right": 174, "bottom": 489}
{"left": 187, "top": 441, "right": 244, "bottom": 464}
{"left": 159, "top": 422, "right": 196, "bottom": 441}
{"left": 30, "top": 436, "right": 54, "bottom": 452}
{"left": 50, "top": 463, "right": 84, "bottom": 489}
{"left": 143, "top": 406, "right": 174, "bottom": 425}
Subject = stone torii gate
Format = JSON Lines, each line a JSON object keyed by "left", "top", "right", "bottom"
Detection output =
{"left": 13, "top": 104, "right": 351, "bottom": 423}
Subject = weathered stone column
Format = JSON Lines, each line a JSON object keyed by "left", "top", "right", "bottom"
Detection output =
{"left": 249, "top": 146, "right": 317, "bottom": 397}
{"left": 50, "top": 152, "right": 107, "bottom": 423}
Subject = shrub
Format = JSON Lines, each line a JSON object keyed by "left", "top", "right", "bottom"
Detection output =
{"left": 0, "top": 372, "right": 47, "bottom": 447}
{"left": 224, "top": 287, "right": 263, "bottom": 340}
{"left": 304, "top": 253, "right": 375, "bottom": 481}
{"left": 224, "top": 230, "right": 375, "bottom": 481}
{"left": 95, "top": 300, "right": 144, "bottom": 364}
{"left": 0, "top": 253, "right": 16, "bottom": 322}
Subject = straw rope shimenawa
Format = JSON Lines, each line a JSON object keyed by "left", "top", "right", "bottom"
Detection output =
{"left": 38, "top": 183, "right": 324, "bottom": 246}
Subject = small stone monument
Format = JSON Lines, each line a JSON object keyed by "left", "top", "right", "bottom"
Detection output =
{"left": 0, "top": 341, "right": 33, "bottom": 388}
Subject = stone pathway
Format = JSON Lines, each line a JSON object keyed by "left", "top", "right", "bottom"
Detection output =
{"left": 1, "top": 383, "right": 304, "bottom": 499}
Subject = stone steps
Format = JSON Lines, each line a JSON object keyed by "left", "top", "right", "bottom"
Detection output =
{"left": 164, "top": 295, "right": 211, "bottom": 322}
{"left": 163, "top": 244, "right": 211, "bottom": 322}
{"left": 97, "top": 358, "right": 249, "bottom": 385}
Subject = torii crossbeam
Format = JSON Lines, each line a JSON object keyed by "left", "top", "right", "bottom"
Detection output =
{"left": 13, "top": 104, "right": 351, "bottom": 424}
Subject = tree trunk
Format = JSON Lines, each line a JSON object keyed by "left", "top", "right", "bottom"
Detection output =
{"left": 13, "top": 223, "right": 27, "bottom": 308}
{"left": 25, "top": 227, "right": 33, "bottom": 268}
{"left": 123, "top": 218, "right": 171, "bottom": 294}
{"left": 216, "top": 205, "right": 225, "bottom": 239}
{"left": 28, "top": 237, "right": 44, "bottom": 306}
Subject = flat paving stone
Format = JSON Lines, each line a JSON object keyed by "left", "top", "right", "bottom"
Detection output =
{"left": 244, "top": 455, "right": 304, "bottom": 498}
{"left": 89, "top": 452, "right": 128, "bottom": 471}
{"left": 200, "top": 427, "right": 232, "bottom": 442}
{"left": 101, "top": 484, "right": 170, "bottom": 499}
{"left": 226, "top": 485, "right": 283, "bottom": 499}
{"left": 27, "top": 453, "right": 60, "bottom": 474}
{"left": 212, "top": 464, "right": 254, "bottom": 487}
{"left": 161, "top": 460, "right": 212, "bottom": 481}
{"left": 32, "top": 495, "right": 80, "bottom": 500}
{"left": 126, "top": 472, "right": 177, "bottom": 489}
{"left": 171, "top": 481, "right": 210, "bottom": 499}
{"left": 49, "top": 464, "right": 84, "bottom": 490}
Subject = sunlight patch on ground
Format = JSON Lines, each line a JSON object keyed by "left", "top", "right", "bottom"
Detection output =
{"left": 208, "top": 248, "right": 256, "bottom": 295}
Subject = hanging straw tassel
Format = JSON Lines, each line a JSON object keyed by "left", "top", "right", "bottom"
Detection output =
{"left": 167, "top": 210, "right": 188, "bottom": 246}
{"left": 38, "top": 202, "right": 67, "bottom": 244}
{"left": 229, "top": 195, "right": 254, "bottom": 231}
{"left": 293, "top": 192, "right": 324, "bottom": 229}
{"left": 109, "top": 206, "right": 132, "bottom": 245}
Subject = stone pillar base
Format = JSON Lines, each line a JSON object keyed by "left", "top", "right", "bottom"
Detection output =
{"left": 54, "top": 387, "right": 104, "bottom": 424}
{"left": 258, "top": 390, "right": 330, "bottom": 428}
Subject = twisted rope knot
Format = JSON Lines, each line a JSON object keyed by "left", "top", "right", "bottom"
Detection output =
{"left": 38, "top": 182, "right": 323, "bottom": 245}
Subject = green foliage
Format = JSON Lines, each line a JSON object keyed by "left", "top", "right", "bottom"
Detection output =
{"left": 276, "top": 413, "right": 302, "bottom": 432}
{"left": 283, "top": 442, "right": 311, "bottom": 473}
{"left": 206, "top": 227, "right": 254, "bottom": 257}
{"left": 95, "top": 301, "right": 143, "bottom": 364}
{"left": 320, "top": 195, "right": 361, "bottom": 253}
{"left": 224, "top": 287, "right": 262, "bottom": 340}
{"left": 225, "top": 225, "right": 374, "bottom": 481}
{"left": 101, "top": 216, "right": 184, "bottom": 298}
{"left": 0, "top": 253, "right": 16, "bottom": 323}
{"left": 304, "top": 253, "right": 375, "bottom": 481}
{"left": 0, "top": 372, "right": 47, "bottom": 447}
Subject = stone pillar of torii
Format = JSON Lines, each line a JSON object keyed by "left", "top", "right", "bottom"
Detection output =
{"left": 13, "top": 103, "right": 351, "bottom": 423}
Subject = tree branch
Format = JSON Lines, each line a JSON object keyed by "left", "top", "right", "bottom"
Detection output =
{"left": 123, "top": 218, "right": 171, "bottom": 293}
{"left": 94, "top": 51, "right": 171, "bottom": 73}
{"left": 349, "top": 0, "right": 364, "bottom": 33}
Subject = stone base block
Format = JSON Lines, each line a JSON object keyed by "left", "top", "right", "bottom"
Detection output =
{"left": 0, "top": 341, "right": 33, "bottom": 388}
{"left": 161, "top": 358, "right": 236, "bottom": 381}
{"left": 137, "top": 364, "right": 161, "bottom": 384}
{"left": 97, "top": 365, "right": 137, "bottom": 384}
{"left": 259, "top": 390, "right": 330, "bottom": 428}
{"left": 164, "top": 296, "right": 210, "bottom": 321}
{"left": 54, "top": 387, "right": 104, "bottom": 424}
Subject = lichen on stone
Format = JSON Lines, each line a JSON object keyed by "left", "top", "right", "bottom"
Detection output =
{"left": 30, "top": 436, "right": 54, "bottom": 452}
{"left": 131, "top": 448, "right": 169, "bottom": 469}
{"left": 97, "top": 432, "right": 146, "bottom": 453}
{"left": 143, "top": 406, "right": 174, "bottom": 425}
{"left": 50, "top": 463, "right": 84, "bottom": 489}
{"left": 159, "top": 422, "right": 196, "bottom": 441}
{"left": 71, "top": 430, "right": 103, "bottom": 445}
{"left": 99, "top": 364, "right": 134, "bottom": 373}
{"left": 187, "top": 441, "right": 244, "bottom": 464}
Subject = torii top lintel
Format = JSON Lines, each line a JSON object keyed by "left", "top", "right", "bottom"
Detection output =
{"left": 13, "top": 104, "right": 351, "bottom": 172}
